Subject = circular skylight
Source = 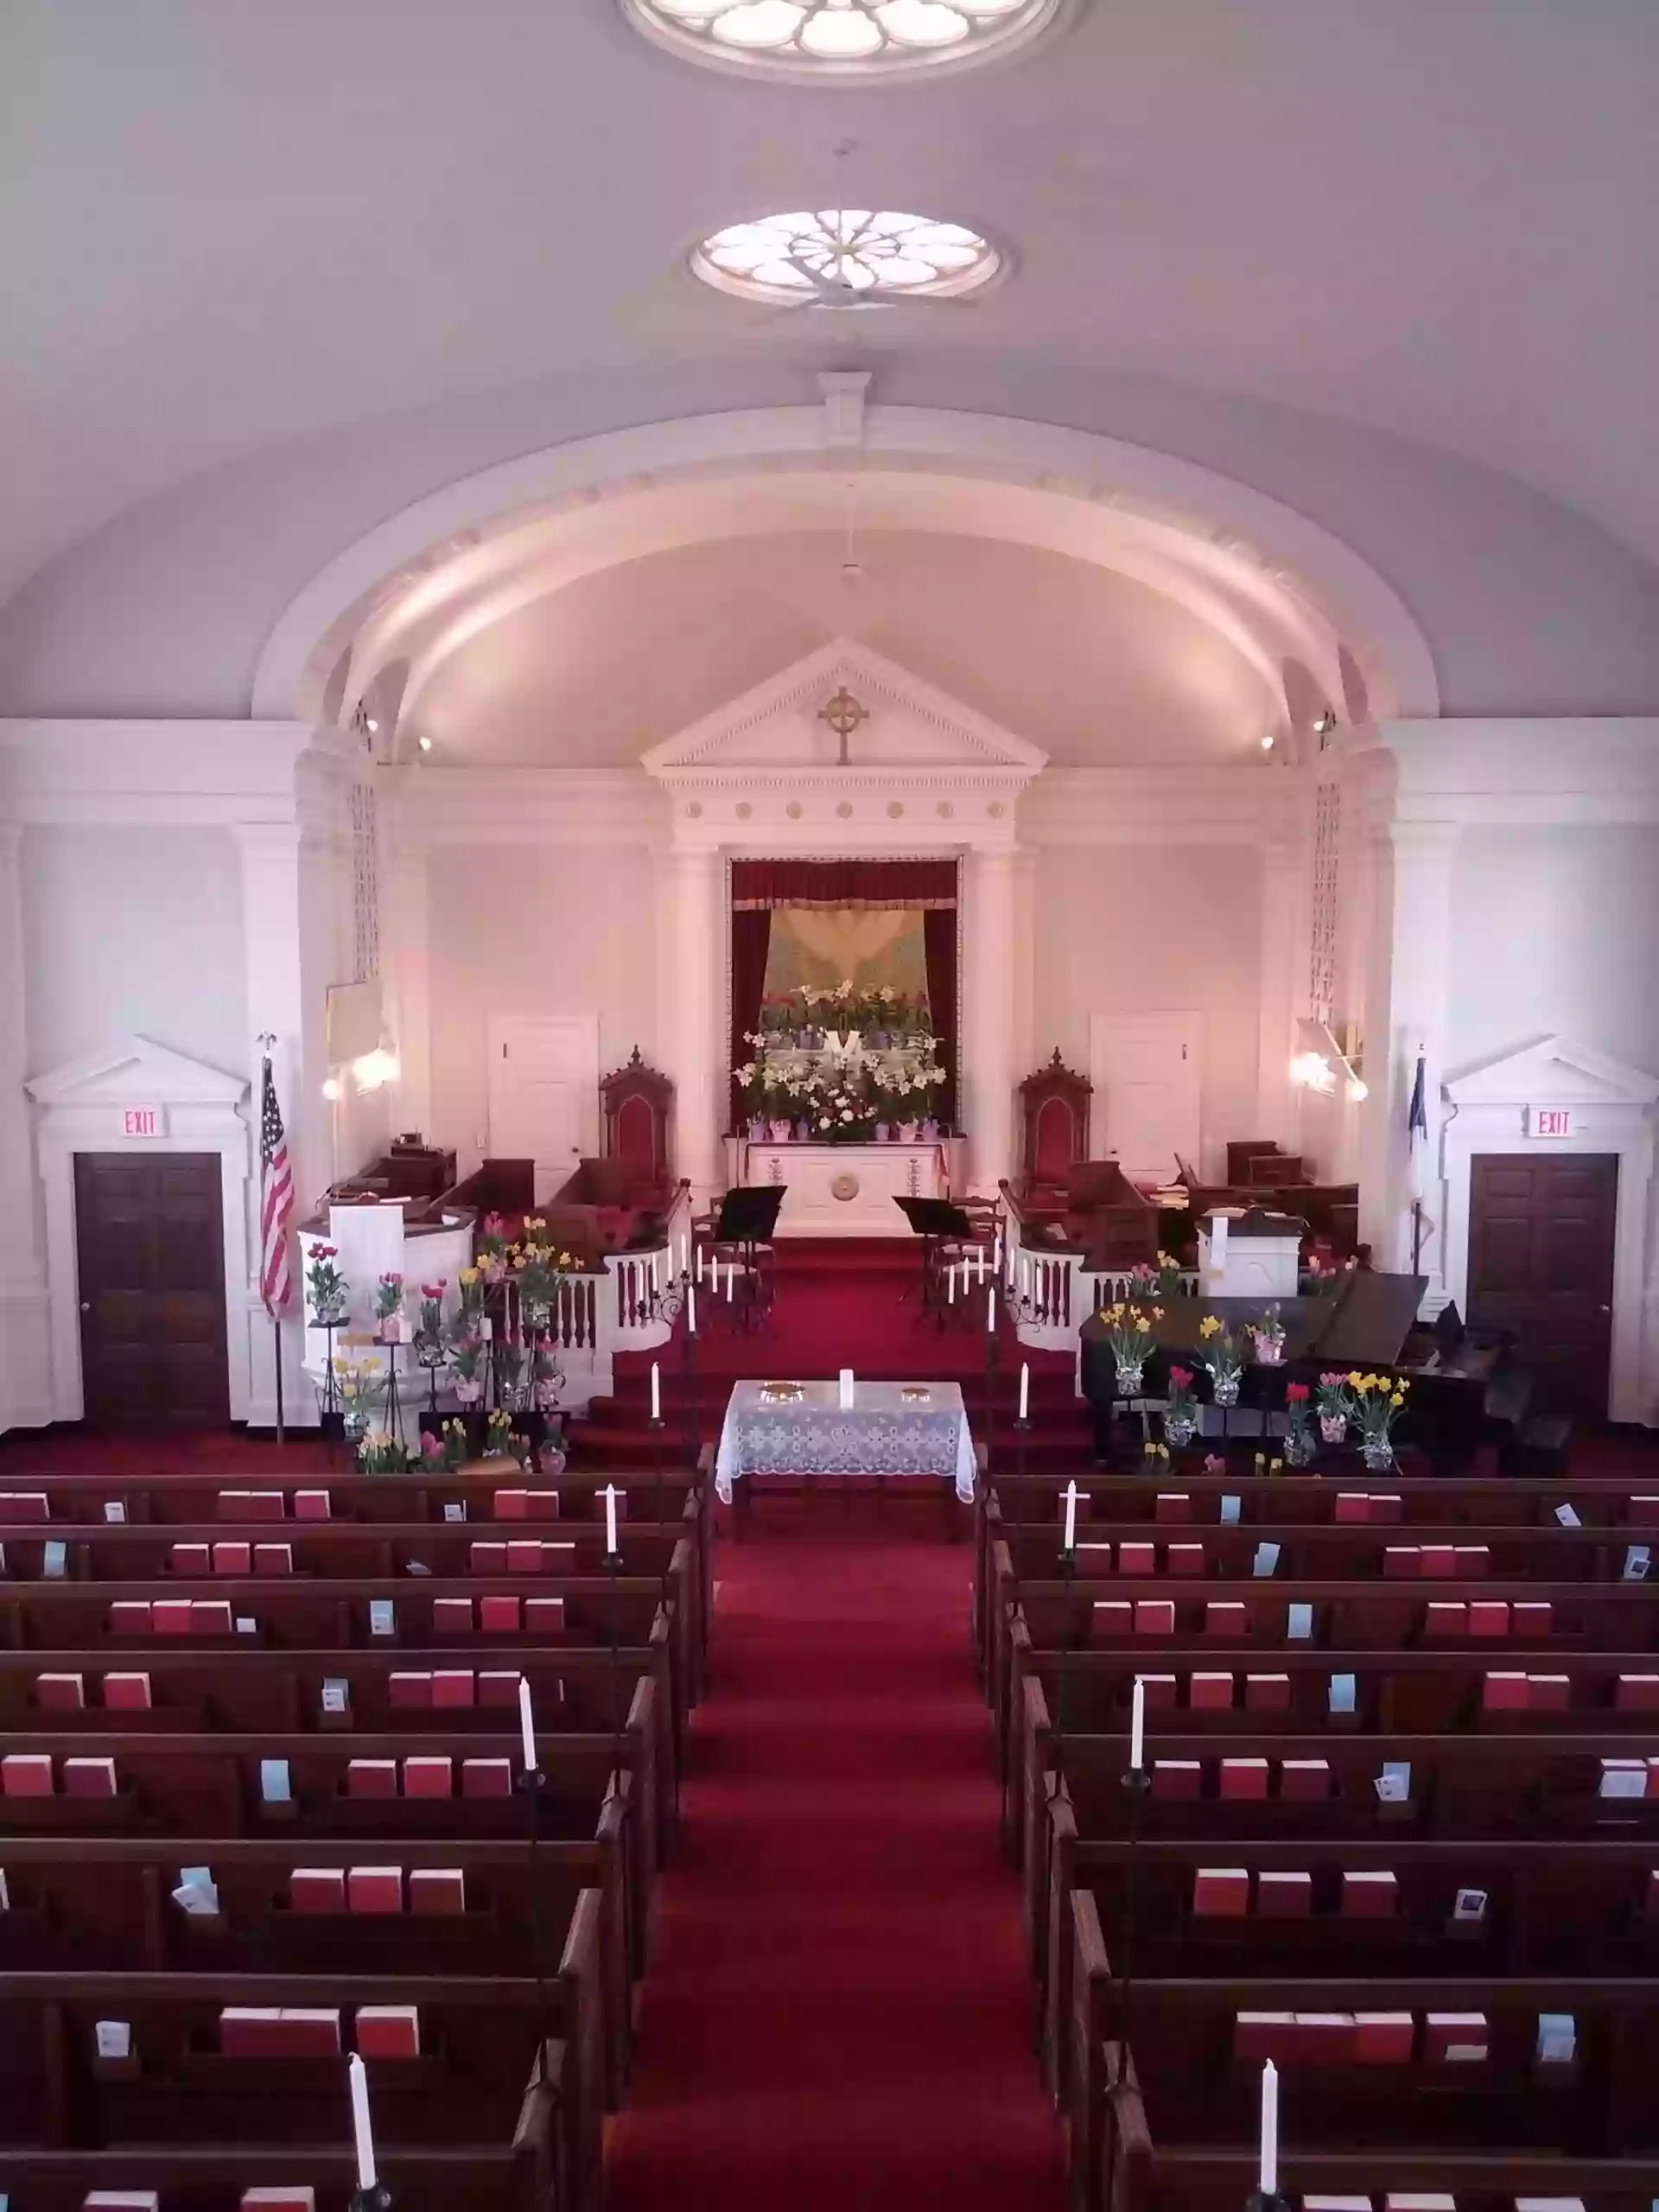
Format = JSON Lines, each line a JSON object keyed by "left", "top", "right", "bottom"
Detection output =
{"left": 623, "top": 0, "right": 1074, "bottom": 79}
{"left": 693, "top": 209, "right": 1001, "bottom": 305}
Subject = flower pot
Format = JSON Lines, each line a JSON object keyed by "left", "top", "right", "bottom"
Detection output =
{"left": 313, "top": 1305, "right": 348, "bottom": 1331}
{"left": 769, "top": 1120, "right": 793, "bottom": 1142}
{"left": 1212, "top": 1374, "right": 1242, "bottom": 1408}
{"left": 874, "top": 1122, "right": 891, "bottom": 1142}
{"left": 1360, "top": 1435, "right": 1396, "bottom": 1472}
{"left": 1319, "top": 1413, "right": 1349, "bottom": 1445}
{"left": 1163, "top": 1411, "right": 1198, "bottom": 1449}
{"left": 1282, "top": 1425, "right": 1317, "bottom": 1468}
{"left": 747, "top": 1117, "right": 766, "bottom": 1141}
{"left": 921, "top": 1119, "right": 939, "bottom": 1141}
{"left": 454, "top": 1379, "right": 483, "bottom": 1407}
{"left": 377, "top": 1315, "right": 408, "bottom": 1344}
{"left": 871, "top": 1029, "right": 891, "bottom": 1049}
{"left": 1115, "top": 1359, "right": 1147, "bottom": 1397}
{"left": 898, "top": 1121, "right": 919, "bottom": 1142}
{"left": 1254, "top": 1336, "right": 1286, "bottom": 1366}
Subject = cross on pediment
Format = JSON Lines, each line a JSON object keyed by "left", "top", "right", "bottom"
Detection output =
{"left": 817, "top": 686, "right": 869, "bottom": 766}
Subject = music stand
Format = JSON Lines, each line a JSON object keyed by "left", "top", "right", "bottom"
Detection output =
{"left": 893, "top": 1195, "right": 976, "bottom": 1325}
{"left": 710, "top": 1185, "right": 787, "bottom": 1335}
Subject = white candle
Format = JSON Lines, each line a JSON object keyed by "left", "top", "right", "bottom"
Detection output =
{"left": 1129, "top": 1675, "right": 1145, "bottom": 1771}
{"left": 652, "top": 1250, "right": 661, "bottom": 1290}
{"left": 677, "top": 1234, "right": 686, "bottom": 1276}
{"left": 1258, "top": 2057, "right": 1279, "bottom": 2196}
{"left": 650, "top": 1362, "right": 661, "bottom": 1422}
{"left": 518, "top": 1674, "right": 537, "bottom": 1773}
{"left": 987, "top": 1286, "right": 996, "bottom": 1335}
{"left": 994, "top": 1229, "right": 1002, "bottom": 1273}
{"left": 348, "top": 2050, "right": 378, "bottom": 2190}
{"left": 696, "top": 1246, "right": 704, "bottom": 1284}
{"left": 604, "top": 1484, "right": 619, "bottom": 1555}
{"left": 1063, "top": 1479, "right": 1077, "bottom": 1553}
{"left": 1018, "top": 1363, "right": 1030, "bottom": 1422}
{"left": 947, "top": 1264, "right": 956, "bottom": 1305}
{"left": 687, "top": 1284, "right": 696, "bottom": 1335}
{"left": 976, "top": 1246, "right": 986, "bottom": 1283}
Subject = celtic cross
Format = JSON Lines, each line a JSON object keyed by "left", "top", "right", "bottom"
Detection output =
{"left": 817, "top": 686, "right": 869, "bottom": 766}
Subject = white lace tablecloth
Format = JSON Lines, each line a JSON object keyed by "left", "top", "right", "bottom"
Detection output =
{"left": 714, "top": 1379, "right": 977, "bottom": 1506}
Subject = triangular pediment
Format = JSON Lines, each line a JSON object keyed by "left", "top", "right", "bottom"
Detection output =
{"left": 1446, "top": 1033, "right": 1659, "bottom": 1108}
{"left": 28, "top": 1035, "right": 249, "bottom": 1108}
{"left": 641, "top": 638, "right": 1048, "bottom": 780}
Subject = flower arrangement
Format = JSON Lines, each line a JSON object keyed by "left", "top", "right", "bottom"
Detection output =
{"left": 1282, "top": 1380, "right": 1316, "bottom": 1465}
{"left": 439, "top": 1416, "right": 468, "bottom": 1470}
{"left": 449, "top": 1329, "right": 487, "bottom": 1404}
{"left": 1250, "top": 1305, "right": 1287, "bottom": 1365}
{"left": 475, "top": 1213, "right": 511, "bottom": 1281}
{"left": 531, "top": 1341, "right": 563, "bottom": 1413}
{"left": 357, "top": 1428, "right": 409, "bottom": 1475}
{"left": 1163, "top": 1363, "right": 1199, "bottom": 1446}
{"left": 1099, "top": 1302, "right": 1162, "bottom": 1394}
{"left": 418, "top": 1428, "right": 449, "bottom": 1471}
{"left": 1198, "top": 1313, "right": 1244, "bottom": 1402}
{"left": 1349, "top": 1372, "right": 1408, "bottom": 1464}
{"left": 373, "top": 1272, "right": 406, "bottom": 1340}
{"left": 481, "top": 1408, "right": 515, "bottom": 1459}
{"left": 511, "top": 1229, "right": 578, "bottom": 1323}
{"left": 494, "top": 1341, "right": 527, "bottom": 1405}
{"left": 456, "top": 1266, "right": 486, "bottom": 1324}
{"left": 306, "top": 1243, "right": 348, "bottom": 1324}
{"left": 810, "top": 1072, "right": 872, "bottom": 1142}
{"left": 415, "top": 1280, "right": 448, "bottom": 1364}
{"left": 1315, "top": 1370, "right": 1354, "bottom": 1442}
{"left": 734, "top": 1055, "right": 772, "bottom": 1121}
{"left": 1203, "top": 1452, "right": 1226, "bottom": 1476}
{"left": 331, "top": 1355, "right": 384, "bottom": 1433}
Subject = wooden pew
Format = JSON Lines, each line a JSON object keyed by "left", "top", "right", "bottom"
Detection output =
{"left": 0, "top": 1959, "right": 605, "bottom": 2212}
{"left": 1064, "top": 1926, "right": 1659, "bottom": 2212}
{"left": 0, "top": 2139, "right": 559, "bottom": 2212}
{"left": 0, "top": 1825, "right": 635, "bottom": 2111}
{"left": 997, "top": 1519, "right": 1633, "bottom": 1586}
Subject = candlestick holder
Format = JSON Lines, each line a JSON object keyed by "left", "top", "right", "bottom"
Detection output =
{"left": 982, "top": 1305, "right": 1001, "bottom": 1473}
{"left": 1244, "top": 2193, "right": 1291, "bottom": 2212}
{"left": 350, "top": 2187, "right": 394, "bottom": 2212}
{"left": 648, "top": 1414, "right": 667, "bottom": 1528}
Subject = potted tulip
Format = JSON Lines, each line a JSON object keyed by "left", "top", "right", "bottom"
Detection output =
{"left": 1282, "top": 1381, "right": 1317, "bottom": 1465}
{"left": 1163, "top": 1364, "right": 1199, "bottom": 1449}
{"left": 305, "top": 1243, "right": 349, "bottom": 1327}
{"left": 374, "top": 1272, "right": 407, "bottom": 1343}
{"left": 1198, "top": 1314, "right": 1244, "bottom": 1405}
{"left": 1250, "top": 1306, "right": 1287, "bottom": 1366}
{"left": 1316, "top": 1371, "right": 1354, "bottom": 1444}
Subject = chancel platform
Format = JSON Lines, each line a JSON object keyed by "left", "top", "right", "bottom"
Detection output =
{"left": 725, "top": 1136, "right": 968, "bottom": 1236}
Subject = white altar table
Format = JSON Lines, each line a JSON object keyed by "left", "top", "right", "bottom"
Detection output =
{"left": 726, "top": 1137, "right": 966, "bottom": 1236}
{"left": 714, "top": 1378, "right": 977, "bottom": 1506}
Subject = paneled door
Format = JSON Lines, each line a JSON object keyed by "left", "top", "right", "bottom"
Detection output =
{"left": 486, "top": 1014, "right": 600, "bottom": 1194}
{"left": 73, "top": 1152, "right": 229, "bottom": 1428}
{"left": 1466, "top": 1153, "right": 1618, "bottom": 1418}
{"left": 1090, "top": 1012, "right": 1202, "bottom": 1186}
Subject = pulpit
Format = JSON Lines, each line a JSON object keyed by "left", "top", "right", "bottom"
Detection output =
{"left": 1018, "top": 1050, "right": 1092, "bottom": 1193}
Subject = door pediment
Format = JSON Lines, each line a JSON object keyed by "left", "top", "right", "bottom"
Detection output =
{"left": 1445, "top": 1034, "right": 1659, "bottom": 1109}
{"left": 27, "top": 1035, "right": 247, "bottom": 1109}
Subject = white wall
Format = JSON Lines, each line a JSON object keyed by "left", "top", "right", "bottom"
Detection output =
{"left": 1029, "top": 843, "right": 1262, "bottom": 1179}
{"left": 20, "top": 825, "right": 248, "bottom": 1079}
{"left": 1446, "top": 825, "right": 1659, "bottom": 1077}
{"left": 426, "top": 843, "right": 658, "bottom": 1170}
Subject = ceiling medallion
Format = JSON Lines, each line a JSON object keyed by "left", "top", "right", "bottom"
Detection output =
{"left": 623, "top": 0, "right": 1075, "bottom": 79}
{"left": 693, "top": 208, "right": 1000, "bottom": 306}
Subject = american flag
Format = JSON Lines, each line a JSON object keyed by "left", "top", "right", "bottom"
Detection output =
{"left": 258, "top": 1052, "right": 295, "bottom": 1315}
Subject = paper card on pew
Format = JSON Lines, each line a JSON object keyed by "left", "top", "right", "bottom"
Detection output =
{"left": 173, "top": 1865, "right": 219, "bottom": 1915}
{"left": 356, "top": 2004, "right": 421, "bottom": 2059}
{"left": 42, "top": 1538, "right": 67, "bottom": 1577}
{"left": 104, "top": 1500, "right": 127, "bottom": 1522}
{"left": 1598, "top": 1759, "right": 1647, "bottom": 1799}
{"left": 1327, "top": 1671, "right": 1357, "bottom": 1714}
{"left": 1302, "top": 2197, "right": 1373, "bottom": 2210}
{"left": 236, "top": 1617, "right": 257, "bottom": 1636}
{"left": 1219, "top": 1494, "right": 1240, "bottom": 1525}
{"left": 1554, "top": 1502, "right": 1581, "bottom": 1527}
{"left": 0, "top": 1869, "right": 10, "bottom": 1910}
{"left": 1251, "top": 1541, "right": 1280, "bottom": 1578}
{"left": 1452, "top": 1886, "right": 1489, "bottom": 1923}
{"left": 1286, "top": 1602, "right": 1313, "bottom": 1640}
{"left": 1383, "top": 2199, "right": 1457, "bottom": 2212}
{"left": 1374, "top": 1760, "right": 1412, "bottom": 1802}
{"left": 1514, "top": 2199, "right": 1586, "bottom": 2212}
{"left": 369, "top": 1600, "right": 397, "bottom": 1637}
{"left": 1624, "top": 1544, "right": 1651, "bottom": 1581}
{"left": 321, "top": 1676, "right": 352, "bottom": 1714}
{"left": 93, "top": 2019, "right": 132, "bottom": 2059}
{"left": 260, "top": 1758, "right": 293, "bottom": 1804}
{"left": 1536, "top": 2011, "right": 1577, "bottom": 2063}
{"left": 443, "top": 1502, "right": 466, "bottom": 1522}
{"left": 83, "top": 2192, "right": 160, "bottom": 2210}
{"left": 405, "top": 1560, "right": 433, "bottom": 1576}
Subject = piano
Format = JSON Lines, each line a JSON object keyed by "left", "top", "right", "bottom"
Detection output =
{"left": 1079, "top": 1270, "right": 1516, "bottom": 1471}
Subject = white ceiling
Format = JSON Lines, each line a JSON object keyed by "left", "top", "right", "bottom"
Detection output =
{"left": 3, "top": 0, "right": 1656, "bottom": 643}
{"left": 410, "top": 527, "right": 1281, "bottom": 764}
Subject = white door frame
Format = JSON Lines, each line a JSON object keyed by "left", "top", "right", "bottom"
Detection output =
{"left": 1442, "top": 1035, "right": 1658, "bottom": 1427}
{"left": 1089, "top": 1010, "right": 1204, "bottom": 1179}
{"left": 26, "top": 1038, "right": 253, "bottom": 1424}
{"left": 486, "top": 1011, "right": 602, "bottom": 1168}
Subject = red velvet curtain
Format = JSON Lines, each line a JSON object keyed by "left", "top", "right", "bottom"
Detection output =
{"left": 730, "top": 858, "right": 957, "bottom": 909}
{"left": 922, "top": 906, "right": 958, "bottom": 1131}
{"left": 729, "top": 907, "right": 772, "bottom": 1128}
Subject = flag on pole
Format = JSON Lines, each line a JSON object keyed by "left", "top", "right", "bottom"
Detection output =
{"left": 258, "top": 1052, "right": 296, "bottom": 1315}
{"left": 1407, "top": 1049, "right": 1433, "bottom": 1235}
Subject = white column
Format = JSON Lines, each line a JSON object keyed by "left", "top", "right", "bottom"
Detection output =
{"left": 1255, "top": 839, "right": 1305, "bottom": 1148}
{"left": 966, "top": 847, "right": 1017, "bottom": 1195}
{"left": 659, "top": 847, "right": 721, "bottom": 1204}
{"left": 1356, "top": 817, "right": 1460, "bottom": 1290}
{"left": 380, "top": 822, "right": 433, "bottom": 1141}
{"left": 0, "top": 823, "right": 51, "bottom": 1428}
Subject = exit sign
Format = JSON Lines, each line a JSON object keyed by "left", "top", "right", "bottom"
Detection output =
{"left": 1529, "top": 1106, "right": 1573, "bottom": 1138}
{"left": 120, "top": 1104, "right": 163, "bottom": 1139}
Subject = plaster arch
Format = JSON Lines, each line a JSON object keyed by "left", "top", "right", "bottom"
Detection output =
{"left": 251, "top": 406, "right": 1442, "bottom": 735}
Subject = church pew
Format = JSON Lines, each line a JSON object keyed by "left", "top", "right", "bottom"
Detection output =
{"left": 0, "top": 1825, "right": 635, "bottom": 2109}
{"left": 0, "top": 1538, "right": 701, "bottom": 1738}
{"left": 0, "top": 2141, "right": 559, "bottom": 2212}
{"left": 998, "top": 1519, "right": 1631, "bottom": 1587}
{"left": 1096, "top": 2047, "right": 1659, "bottom": 2212}
{"left": 1042, "top": 1826, "right": 1659, "bottom": 2104}
{"left": 1063, "top": 1926, "right": 1659, "bottom": 2211}
{"left": 0, "top": 1957, "right": 605, "bottom": 2212}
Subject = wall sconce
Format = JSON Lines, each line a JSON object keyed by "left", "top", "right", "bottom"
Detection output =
{"left": 352, "top": 1048, "right": 400, "bottom": 1095}
{"left": 1291, "top": 1018, "right": 1364, "bottom": 1101}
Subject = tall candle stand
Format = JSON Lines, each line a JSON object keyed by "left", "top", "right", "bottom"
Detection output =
{"left": 350, "top": 2186, "right": 394, "bottom": 2212}
{"left": 1103, "top": 1734, "right": 1152, "bottom": 2212}
{"left": 982, "top": 1287, "right": 1001, "bottom": 1477}
{"left": 1245, "top": 2195, "right": 1290, "bottom": 2211}
{"left": 515, "top": 1699, "right": 563, "bottom": 2097}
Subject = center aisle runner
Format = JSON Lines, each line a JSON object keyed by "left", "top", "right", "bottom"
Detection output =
{"left": 604, "top": 1534, "right": 1067, "bottom": 2209}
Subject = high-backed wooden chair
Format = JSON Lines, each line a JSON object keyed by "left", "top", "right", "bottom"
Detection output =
{"left": 601, "top": 1048, "right": 674, "bottom": 1188}
{"left": 1019, "top": 1051, "right": 1092, "bottom": 1193}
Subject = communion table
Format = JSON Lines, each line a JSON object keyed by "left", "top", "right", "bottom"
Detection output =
{"left": 713, "top": 1378, "right": 978, "bottom": 1506}
{"left": 724, "top": 1135, "right": 968, "bottom": 1236}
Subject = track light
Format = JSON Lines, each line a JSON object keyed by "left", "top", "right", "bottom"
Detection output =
{"left": 1260, "top": 734, "right": 1276, "bottom": 752}
{"left": 1314, "top": 708, "right": 1337, "bottom": 735}
{"left": 365, "top": 717, "right": 379, "bottom": 735}
{"left": 417, "top": 735, "right": 433, "bottom": 753}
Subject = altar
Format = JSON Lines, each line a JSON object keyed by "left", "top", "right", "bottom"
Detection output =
{"left": 724, "top": 1135, "right": 967, "bottom": 1236}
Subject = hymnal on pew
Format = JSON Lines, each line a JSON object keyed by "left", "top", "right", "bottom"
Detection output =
{"left": 356, "top": 2004, "right": 421, "bottom": 2058}
{"left": 260, "top": 1758, "right": 292, "bottom": 1803}
{"left": 63, "top": 1756, "right": 117, "bottom": 1797}
{"left": 290, "top": 1868, "right": 347, "bottom": 1912}
{"left": 1327, "top": 1671, "right": 1356, "bottom": 1713}
{"left": 83, "top": 2192, "right": 158, "bottom": 2210}
{"left": 1251, "top": 1541, "right": 1279, "bottom": 1576}
{"left": 348, "top": 1866, "right": 403, "bottom": 1914}
{"left": 36, "top": 1671, "right": 85, "bottom": 1710}
{"left": 404, "top": 1755, "right": 454, "bottom": 1797}
{"left": 240, "top": 2189, "right": 317, "bottom": 2212}
{"left": 1286, "top": 1602, "right": 1313, "bottom": 1639}
{"left": 321, "top": 1676, "right": 351, "bottom": 1713}
{"left": 410, "top": 1867, "right": 466, "bottom": 1915}
{"left": 370, "top": 1599, "right": 396, "bottom": 1636}
{"left": 42, "top": 1538, "right": 67, "bottom": 1577}
{"left": 93, "top": 2019, "right": 132, "bottom": 2059}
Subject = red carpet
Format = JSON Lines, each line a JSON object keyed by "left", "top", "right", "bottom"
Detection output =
{"left": 603, "top": 1531, "right": 1067, "bottom": 2209}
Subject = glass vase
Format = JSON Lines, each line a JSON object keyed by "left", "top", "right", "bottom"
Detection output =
{"left": 1319, "top": 1412, "right": 1349, "bottom": 1445}
{"left": 1114, "top": 1358, "right": 1146, "bottom": 1397}
{"left": 1360, "top": 1434, "right": 1396, "bottom": 1472}
{"left": 1282, "top": 1425, "right": 1317, "bottom": 1468}
{"left": 1163, "top": 1411, "right": 1198, "bottom": 1449}
{"left": 1212, "top": 1374, "right": 1242, "bottom": 1408}
{"left": 1253, "top": 1336, "right": 1286, "bottom": 1366}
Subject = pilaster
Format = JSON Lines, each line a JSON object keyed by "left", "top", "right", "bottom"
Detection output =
{"left": 1255, "top": 839, "right": 1306, "bottom": 1148}
{"left": 660, "top": 847, "right": 721, "bottom": 1203}
{"left": 966, "top": 847, "right": 1017, "bottom": 1195}
{"left": 0, "top": 820, "right": 51, "bottom": 1426}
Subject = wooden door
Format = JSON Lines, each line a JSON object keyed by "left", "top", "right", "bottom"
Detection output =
{"left": 1466, "top": 1153, "right": 1618, "bottom": 1418}
{"left": 486, "top": 1013, "right": 598, "bottom": 1193}
{"left": 73, "top": 1153, "right": 229, "bottom": 1428}
{"left": 1090, "top": 1012, "right": 1202, "bottom": 1185}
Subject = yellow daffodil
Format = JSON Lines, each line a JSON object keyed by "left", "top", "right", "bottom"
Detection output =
{"left": 1348, "top": 1370, "right": 1363, "bottom": 1387}
{"left": 1200, "top": 1315, "right": 1223, "bottom": 1339}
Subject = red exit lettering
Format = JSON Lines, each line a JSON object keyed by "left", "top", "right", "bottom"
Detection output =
{"left": 120, "top": 1106, "right": 159, "bottom": 1139}
{"left": 1531, "top": 1107, "right": 1572, "bottom": 1138}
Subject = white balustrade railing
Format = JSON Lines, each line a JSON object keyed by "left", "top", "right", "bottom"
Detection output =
{"left": 998, "top": 1197, "right": 1198, "bottom": 1382}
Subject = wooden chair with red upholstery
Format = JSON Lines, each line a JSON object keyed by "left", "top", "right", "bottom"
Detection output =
{"left": 1018, "top": 1051, "right": 1092, "bottom": 1200}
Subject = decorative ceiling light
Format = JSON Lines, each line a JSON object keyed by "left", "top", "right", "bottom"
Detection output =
{"left": 624, "top": 0, "right": 1075, "bottom": 79}
{"left": 692, "top": 208, "right": 1000, "bottom": 307}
